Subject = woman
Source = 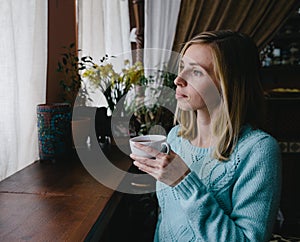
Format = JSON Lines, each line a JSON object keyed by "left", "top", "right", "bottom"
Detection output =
{"left": 130, "top": 30, "right": 281, "bottom": 242}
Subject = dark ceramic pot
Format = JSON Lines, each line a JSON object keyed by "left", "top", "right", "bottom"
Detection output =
{"left": 37, "top": 103, "right": 71, "bottom": 161}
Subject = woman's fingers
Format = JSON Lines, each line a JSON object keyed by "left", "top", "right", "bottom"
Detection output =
{"left": 130, "top": 154, "right": 157, "bottom": 168}
{"left": 133, "top": 142, "right": 161, "bottom": 157}
{"left": 133, "top": 160, "right": 154, "bottom": 172}
{"left": 130, "top": 144, "right": 190, "bottom": 186}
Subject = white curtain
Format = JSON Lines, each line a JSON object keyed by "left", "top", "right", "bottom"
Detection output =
{"left": 144, "top": 0, "right": 181, "bottom": 72}
{"left": 0, "top": 0, "right": 47, "bottom": 181}
{"left": 142, "top": 0, "right": 181, "bottom": 109}
{"left": 77, "top": 0, "right": 131, "bottom": 107}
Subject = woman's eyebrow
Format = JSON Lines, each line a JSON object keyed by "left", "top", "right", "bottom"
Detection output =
{"left": 190, "top": 62, "right": 210, "bottom": 74}
{"left": 181, "top": 60, "right": 203, "bottom": 68}
{"left": 180, "top": 59, "right": 212, "bottom": 75}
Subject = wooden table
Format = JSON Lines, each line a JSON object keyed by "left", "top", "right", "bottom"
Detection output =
{"left": 0, "top": 146, "right": 133, "bottom": 241}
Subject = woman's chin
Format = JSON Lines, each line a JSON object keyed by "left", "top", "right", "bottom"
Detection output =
{"left": 177, "top": 102, "right": 194, "bottom": 111}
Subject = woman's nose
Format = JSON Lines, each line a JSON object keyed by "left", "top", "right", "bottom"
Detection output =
{"left": 174, "top": 75, "right": 187, "bottom": 86}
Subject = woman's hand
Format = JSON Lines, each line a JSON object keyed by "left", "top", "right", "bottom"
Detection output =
{"left": 130, "top": 143, "right": 190, "bottom": 187}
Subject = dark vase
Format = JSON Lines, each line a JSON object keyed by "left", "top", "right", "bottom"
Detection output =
{"left": 37, "top": 103, "right": 71, "bottom": 161}
{"left": 72, "top": 106, "right": 112, "bottom": 150}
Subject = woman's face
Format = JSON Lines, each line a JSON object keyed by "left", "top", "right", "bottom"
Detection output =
{"left": 174, "top": 44, "right": 221, "bottom": 113}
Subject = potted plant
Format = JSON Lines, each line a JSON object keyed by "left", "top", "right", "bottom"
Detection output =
{"left": 125, "top": 69, "right": 177, "bottom": 136}
{"left": 57, "top": 42, "right": 90, "bottom": 107}
{"left": 80, "top": 57, "right": 144, "bottom": 144}
{"left": 56, "top": 43, "right": 93, "bottom": 148}
{"left": 81, "top": 57, "right": 145, "bottom": 113}
{"left": 56, "top": 45, "right": 177, "bottom": 148}
{"left": 81, "top": 56, "right": 177, "bottom": 138}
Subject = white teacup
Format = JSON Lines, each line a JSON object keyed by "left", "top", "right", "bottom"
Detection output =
{"left": 129, "top": 134, "right": 170, "bottom": 158}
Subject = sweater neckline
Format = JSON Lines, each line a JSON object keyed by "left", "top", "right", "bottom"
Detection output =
{"left": 180, "top": 124, "right": 253, "bottom": 156}
{"left": 182, "top": 138, "right": 211, "bottom": 156}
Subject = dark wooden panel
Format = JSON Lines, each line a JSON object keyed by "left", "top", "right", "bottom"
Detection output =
{"left": 263, "top": 97, "right": 300, "bottom": 237}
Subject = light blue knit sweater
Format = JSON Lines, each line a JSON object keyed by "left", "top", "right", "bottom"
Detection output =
{"left": 154, "top": 125, "right": 281, "bottom": 242}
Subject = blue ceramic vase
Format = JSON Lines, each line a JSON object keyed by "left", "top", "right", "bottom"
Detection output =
{"left": 37, "top": 103, "right": 71, "bottom": 161}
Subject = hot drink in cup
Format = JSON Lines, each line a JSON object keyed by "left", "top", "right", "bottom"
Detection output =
{"left": 129, "top": 134, "right": 169, "bottom": 158}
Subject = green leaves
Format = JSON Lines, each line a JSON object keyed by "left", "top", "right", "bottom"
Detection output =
{"left": 56, "top": 42, "right": 88, "bottom": 106}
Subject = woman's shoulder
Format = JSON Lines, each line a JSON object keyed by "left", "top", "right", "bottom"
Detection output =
{"left": 234, "top": 125, "right": 281, "bottom": 170}
{"left": 166, "top": 125, "right": 181, "bottom": 148}
{"left": 238, "top": 124, "right": 279, "bottom": 151}
{"left": 167, "top": 125, "right": 180, "bottom": 139}
{"left": 207, "top": 125, "right": 281, "bottom": 191}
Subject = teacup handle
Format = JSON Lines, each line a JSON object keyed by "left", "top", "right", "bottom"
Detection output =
{"left": 160, "top": 142, "right": 170, "bottom": 154}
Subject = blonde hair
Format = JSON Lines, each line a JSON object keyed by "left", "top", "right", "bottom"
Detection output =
{"left": 175, "top": 30, "right": 264, "bottom": 160}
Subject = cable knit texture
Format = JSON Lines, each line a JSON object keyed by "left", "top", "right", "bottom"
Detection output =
{"left": 154, "top": 125, "right": 281, "bottom": 242}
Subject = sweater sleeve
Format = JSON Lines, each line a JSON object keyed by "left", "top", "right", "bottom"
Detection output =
{"left": 174, "top": 135, "right": 282, "bottom": 242}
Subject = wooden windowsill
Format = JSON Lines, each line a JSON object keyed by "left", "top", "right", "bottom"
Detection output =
{"left": 0, "top": 146, "right": 133, "bottom": 241}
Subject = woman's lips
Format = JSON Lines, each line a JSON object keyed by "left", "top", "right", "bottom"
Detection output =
{"left": 175, "top": 91, "right": 188, "bottom": 99}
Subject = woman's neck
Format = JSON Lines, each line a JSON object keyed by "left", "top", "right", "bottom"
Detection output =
{"left": 191, "top": 111, "right": 214, "bottom": 148}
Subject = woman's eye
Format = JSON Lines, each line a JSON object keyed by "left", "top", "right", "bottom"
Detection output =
{"left": 193, "top": 70, "right": 203, "bottom": 76}
{"left": 179, "top": 64, "right": 184, "bottom": 71}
